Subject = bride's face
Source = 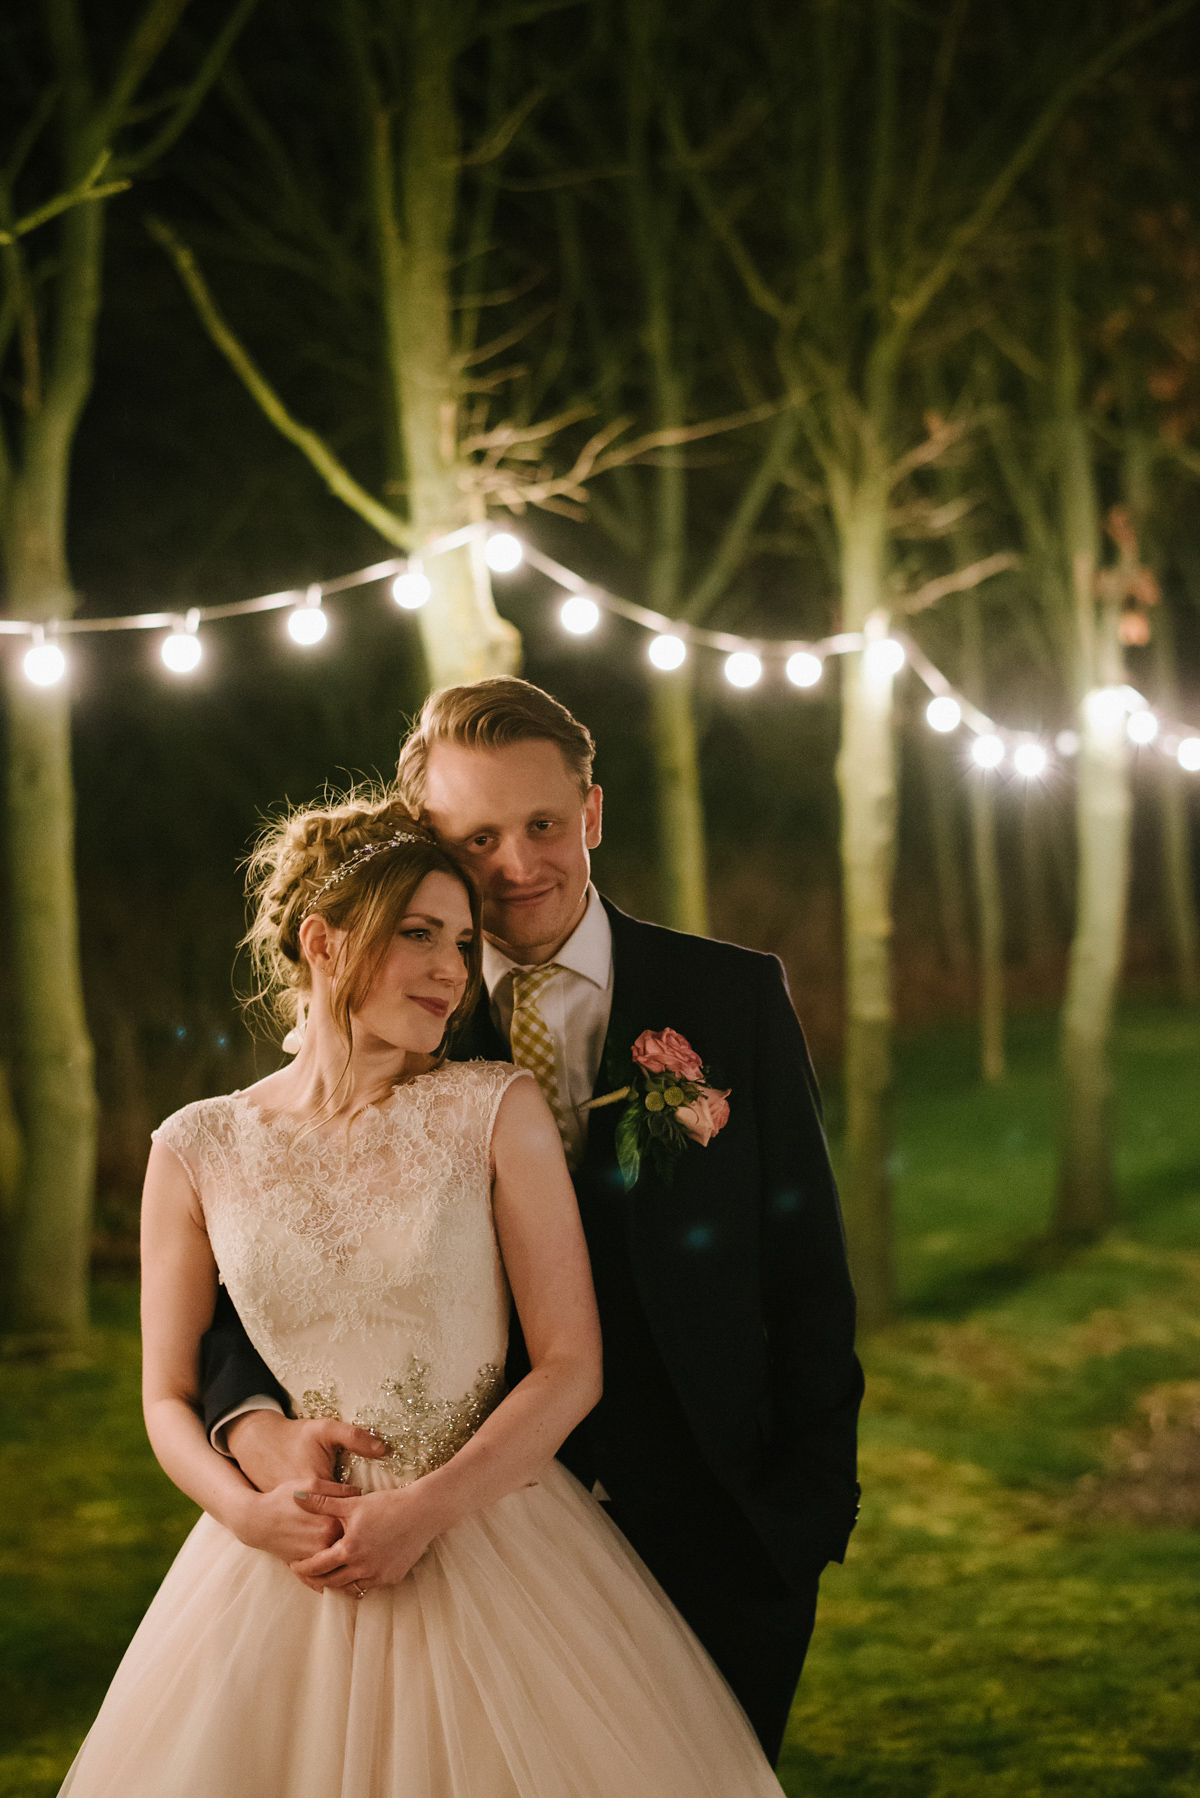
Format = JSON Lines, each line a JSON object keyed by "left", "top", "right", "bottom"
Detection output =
{"left": 349, "top": 870, "right": 474, "bottom": 1055}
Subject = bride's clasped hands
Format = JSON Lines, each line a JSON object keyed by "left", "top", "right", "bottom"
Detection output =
{"left": 287, "top": 1481, "right": 443, "bottom": 1594}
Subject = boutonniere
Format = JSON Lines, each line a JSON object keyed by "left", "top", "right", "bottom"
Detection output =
{"left": 580, "top": 1027, "right": 731, "bottom": 1190}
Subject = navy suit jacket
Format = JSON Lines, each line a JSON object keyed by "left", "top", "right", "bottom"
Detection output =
{"left": 200, "top": 897, "right": 862, "bottom": 1593}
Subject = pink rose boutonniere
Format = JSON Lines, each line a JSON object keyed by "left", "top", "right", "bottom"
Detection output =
{"left": 581, "top": 1026, "right": 731, "bottom": 1189}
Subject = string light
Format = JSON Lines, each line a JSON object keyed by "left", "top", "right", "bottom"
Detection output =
{"left": 484, "top": 531, "right": 523, "bottom": 573}
{"left": 648, "top": 633, "right": 687, "bottom": 671}
{"left": 392, "top": 562, "right": 431, "bottom": 610}
{"left": 1013, "top": 741, "right": 1048, "bottom": 778}
{"left": 1085, "top": 686, "right": 1128, "bottom": 733}
{"left": 24, "top": 636, "right": 66, "bottom": 686}
{"left": 926, "top": 696, "right": 961, "bottom": 733}
{"left": 287, "top": 587, "right": 327, "bottom": 645}
{"left": 560, "top": 594, "right": 600, "bottom": 635}
{"left": 725, "top": 651, "right": 762, "bottom": 688}
{"left": 7, "top": 521, "right": 1200, "bottom": 783}
{"left": 865, "top": 637, "right": 905, "bottom": 678}
{"left": 161, "top": 609, "right": 202, "bottom": 673}
{"left": 786, "top": 651, "right": 822, "bottom": 688}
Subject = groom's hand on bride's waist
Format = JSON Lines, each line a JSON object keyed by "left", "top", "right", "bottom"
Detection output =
{"left": 225, "top": 1410, "right": 387, "bottom": 1494}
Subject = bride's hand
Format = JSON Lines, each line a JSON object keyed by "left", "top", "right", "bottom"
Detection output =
{"left": 287, "top": 1487, "right": 439, "bottom": 1594}
{"left": 231, "top": 1480, "right": 358, "bottom": 1564}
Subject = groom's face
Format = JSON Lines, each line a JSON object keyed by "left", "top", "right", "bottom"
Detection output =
{"left": 422, "top": 737, "right": 602, "bottom": 963}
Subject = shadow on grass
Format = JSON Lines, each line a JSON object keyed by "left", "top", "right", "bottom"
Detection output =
{"left": 902, "top": 1233, "right": 1079, "bottom": 1321}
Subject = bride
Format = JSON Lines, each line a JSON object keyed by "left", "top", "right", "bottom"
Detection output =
{"left": 60, "top": 796, "right": 783, "bottom": 1797}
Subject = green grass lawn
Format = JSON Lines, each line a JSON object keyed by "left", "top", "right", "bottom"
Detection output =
{"left": 780, "top": 1003, "right": 1200, "bottom": 1797}
{"left": 3, "top": 1002, "right": 1199, "bottom": 1796}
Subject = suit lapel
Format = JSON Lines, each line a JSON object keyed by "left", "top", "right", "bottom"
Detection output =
{"left": 579, "top": 900, "right": 666, "bottom": 1177}
{"left": 450, "top": 989, "right": 511, "bottom": 1065}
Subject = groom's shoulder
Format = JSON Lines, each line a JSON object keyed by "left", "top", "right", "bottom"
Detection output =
{"left": 601, "top": 897, "right": 782, "bottom": 987}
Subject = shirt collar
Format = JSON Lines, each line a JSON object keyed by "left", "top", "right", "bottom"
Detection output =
{"left": 481, "top": 884, "right": 612, "bottom": 998}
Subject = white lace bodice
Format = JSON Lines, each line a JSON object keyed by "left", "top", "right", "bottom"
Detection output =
{"left": 154, "top": 1061, "right": 531, "bottom": 1484}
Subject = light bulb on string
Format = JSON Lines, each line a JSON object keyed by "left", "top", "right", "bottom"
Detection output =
{"left": 1085, "top": 686, "right": 1127, "bottom": 733}
{"left": 1013, "top": 741, "right": 1048, "bottom": 779}
{"left": 724, "top": 651, "right": 762, "bottom": 689}
{"left": 23, "top": 632, "right": 66, "bottom": 687}
{"left": 1178, "top": 737, "right": 1200, "bottom": 773}
{"left": 162, "top": 609, "right": 202, "bottom": 674}
{"left": 972, "top": 733, "right": 1005, "bottom": 770}
{"left": 648, "top": 633, "right": 687, "bottom": 671}
{"left": 786, "top": 651, "right": 822, "bottom": 688}
{"left": 392, "top": 562, "right": 431, "bottom": 609}
{"left": 1127, "top": 709, "right": 1158, "bottom": 745}
{"left": 865, "top": 637, "right": 905, "bottom": 678}
{"left": 560, "top": 594, "right": 600, "bottom": 635}
{"left": 926, "top": 696, "right": 961, "bottom": 733}
{"left": 485, "top": 532, "right": 523, "bottom": 573}
{"left": 288, "top": 587, "right": 327, "bottom": 645}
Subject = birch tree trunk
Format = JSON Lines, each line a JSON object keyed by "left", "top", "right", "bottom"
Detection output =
{"left": 1055, "top": 651, "right": 1130, "bottom": 1236}
{"left": 1153, "top": 602, "right": 1200, "bottom": 1001}
{"left": 350, "top": 0, "right": 518, "bottom": 689}
{"left": 0, "top": 108, "right": 108, "bottom": 1339}
{"left": 961, "top": 591, "right": 1006, "bottom": 1080}
{"left": 916, "top": 727, "right": 971, "bottom": 979}
{"left": 1, "top": 0, "right": 255, "bottom": 1341}
{"left": 625, "top": 0, "right": 708, "bottom": 933}
{"left": 1052, "top": 241, "right": 1130, "bottom": 1238}
{"left": 834, "top": 486, "right": 896, "bottom": 1329}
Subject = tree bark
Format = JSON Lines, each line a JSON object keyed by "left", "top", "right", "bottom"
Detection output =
{"left": 1017, "top": 790, "right": 1058, "bottom": 971}
{"left": 355, "top": 0, "right": 518, "bottom": 689}
{"left": 649, "top": 672, "right": 708, "bottom": 935}
{"left": 0, "top": 1, "right": 249, "bottom": 1340}
{"left": 1153, "top": 603, "right": 1200, "bottom": 1001}
{"left": 622, "top": 0, "right": 709, "bottom": 933}
{"left": 1055, "top": 655, "right": 1130, "bottom": 1236}
{"left": 0, "top": 185, "right": 103, "bottom": 1340}
{"left": 834, "top": 491, "right": 896, "bottom": 1330}
{"left": 1051, "top": 236, "right": 1130, "bottom": 1238}
{"left": 916, "top": 725, "right": 971, "bottom": 978}
{"left": 961, "top": 590, "right": 1006, "bottom": 1080}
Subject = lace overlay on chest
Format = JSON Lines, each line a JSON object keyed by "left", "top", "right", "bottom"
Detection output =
{"left": 155, "top": 1062, "right": 531, "bottom": 1484}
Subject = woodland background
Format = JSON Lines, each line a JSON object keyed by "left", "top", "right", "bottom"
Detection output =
{"left": 2, "top": 2, "right": 1200, "bottom": 1791}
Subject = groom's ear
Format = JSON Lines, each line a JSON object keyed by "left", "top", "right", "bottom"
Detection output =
{"left": 584, "top": 784, "right": 603, "bottom": 850}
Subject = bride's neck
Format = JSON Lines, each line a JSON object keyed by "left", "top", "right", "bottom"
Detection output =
{"left": 266, "top": 1006, "right": 427, "bottom": 1122}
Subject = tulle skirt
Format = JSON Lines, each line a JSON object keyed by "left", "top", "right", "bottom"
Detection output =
{"left": 59, "top": 1460, "right": 782, "bottom": 1797}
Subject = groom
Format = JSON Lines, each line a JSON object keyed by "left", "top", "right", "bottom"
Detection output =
{"left": 202, "top": 676, "right": 862, "bottom": 1764}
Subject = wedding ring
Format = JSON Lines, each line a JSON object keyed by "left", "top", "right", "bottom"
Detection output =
{"left": 351, "top": 1580, "right": 367, "bottom": 1599}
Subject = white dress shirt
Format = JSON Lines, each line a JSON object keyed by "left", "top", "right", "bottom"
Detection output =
{"left": 482, "top": 883, "right": 614, "bottom": 1168}
{"left": 211, "top": 884, "right": 615, "bottom": 1453}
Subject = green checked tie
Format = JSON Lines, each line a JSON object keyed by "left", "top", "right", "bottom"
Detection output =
{"left": 509, "top": 964, "right": 576, "bottom": 1167}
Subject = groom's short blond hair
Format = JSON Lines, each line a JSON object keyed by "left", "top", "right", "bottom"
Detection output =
{"left": 396, "top": 677, "right": 596, "bottom": 811}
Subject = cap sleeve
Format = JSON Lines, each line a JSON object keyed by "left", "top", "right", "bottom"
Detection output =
{"left": 482, "top": 1063, "right": 536, "bottom": 1157}
{"left": 151, "top": 1104, "right": 204, "bottom": 1199}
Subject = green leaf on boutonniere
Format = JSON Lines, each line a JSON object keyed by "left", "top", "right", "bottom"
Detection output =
{"left": 615, "top": 1101, "right": 642, "bottom": 1191}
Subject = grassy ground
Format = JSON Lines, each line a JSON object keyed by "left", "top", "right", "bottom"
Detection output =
{"left": 780, "top": 1004, "right": 1200, "bottom": 1796}
{"left": 2, "top": 1003, "right": 1199, "bottom": 1796}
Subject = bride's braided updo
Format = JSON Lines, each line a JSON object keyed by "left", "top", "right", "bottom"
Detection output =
{"left": 243, "top": 787, "right": 482, "bottom": 1051}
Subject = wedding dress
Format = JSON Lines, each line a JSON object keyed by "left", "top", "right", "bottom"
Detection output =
{"left": 60, "top": 1061, "right": 783, "bottom": 1797}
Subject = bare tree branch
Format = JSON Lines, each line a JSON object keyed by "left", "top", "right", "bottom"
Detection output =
{"left": 458, "top": 86, "right": 547, "bottom": 167}
{"left": 887, "top": 0, "right": 1199, "bottom": 344}
{"left": 899, "top": 552, "right": 1020, "bottom": 615}
{"left": 148, "top": 214, "right": 413, "bottom": 549}
{"left": 0, "top": 153, "right": 129, "bottom": 245}
{"left": 683, "top": 406, "right": 801, "bottom": 623}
